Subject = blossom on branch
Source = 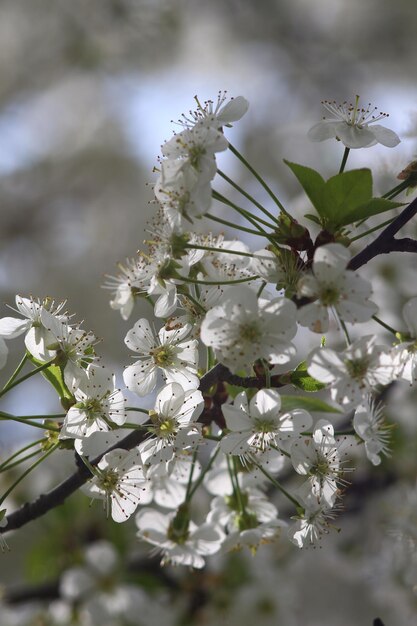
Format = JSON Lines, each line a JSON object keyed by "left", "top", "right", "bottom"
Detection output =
{"left": 297, "top": 243, "right": 377, "bottom": 333}
{"left": 308, "top": 97, "right": 400, "bottom": 149}
{"left": 200, "top": 286, "right": 297, "bottom": 373}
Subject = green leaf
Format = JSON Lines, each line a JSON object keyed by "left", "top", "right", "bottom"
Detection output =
{"left": 285, "top": 161, "right": 402, "bottom": 232}
{"left": 280, "top": 395, "right": 342, "bottom": 414}
{"left": 325, "top": 168, "right": 372, "bottom": 217}
{"left": 340, "top": 197, "right": 403, "bottom": 226}
{"left": 290, "top": 361, "right": 326, "bottom": 392}
{"left": 284, "top": 160, "right": 328, "bottom": 220}
{"left": 27, "top": 354, "right": 72, "bottom": 400}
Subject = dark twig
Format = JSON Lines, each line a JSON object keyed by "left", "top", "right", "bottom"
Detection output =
{"left": 1, "top": 363, "right": 287, "bottom": 534}
{"left": 3, "top": 555, "right": 179, "bottom": 605}
{"left": 349, "top": 196, "right": 417, "bottom": 270}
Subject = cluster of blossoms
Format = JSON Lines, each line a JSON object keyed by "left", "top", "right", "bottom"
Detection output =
{"left": 0, "top": 92, "right": 416, "bottom": 574}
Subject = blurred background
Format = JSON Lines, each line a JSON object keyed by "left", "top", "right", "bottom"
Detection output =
{"left": 1, "top": 0, "right": 417, "bottom": 624}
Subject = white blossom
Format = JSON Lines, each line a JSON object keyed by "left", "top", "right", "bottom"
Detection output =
{"left": 308, "top": 97, "right": 400, "bottom": 149}
{"left": 40, "top": 309, "right": 98, "bottom": 388}
{"left": 123, "top": 319, "right": 199, "bottom": 396}
{"left": 290, "top": 420, "right": 352, "bottom": 506}
{"left": 103, "top": 257, "right": 146, "bottom": 321}
{"left": 155, "top": 158, "right": 212, "bottom": 221}
{"left": 60, "top": 365, "right": 126, "bottom": 452}
{"left": 220, "top": 389, "right": 312, "bottom": 457}
{"left": 82, "top": 448, "right": 148, "bottom": 522}
{"left": 288, "top": 488, "right": 336, "bottom": 548}
{"left": 200, "top": 286, "right": 297, "bottom": 373}
{"left": 297, "top": 243, "right": 377, "bottom": 333}
{"left": 0, "top": 295, "right": 67, "bottom": 362}
{"left": 136, "top": 507, "right": 224, "bottom": 568}
{"left": 60, "top": 541, "right": 151, "bottom": 625}
{"left": 208, "top": 487, "right": 278, "bottom": 533}
{"left": 139, "top": 382, "right": 204, "bottom": 465}
{"left": 178, "top": 92, "right": 249, "bottom": 129}
{"left": 162, "top": 124, "right": 227, "bottom": 184}
{"left": 307, "top": 335, "right": 397, "bottom": 409}
{"left": 395, "top": 296, "right": 417, "bottom": 383}
{"left": 353, "top": 398, "right": 391, "bottom": 466}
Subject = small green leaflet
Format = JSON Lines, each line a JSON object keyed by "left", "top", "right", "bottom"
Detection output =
{"left": 27, "top": 354, "right": 73, "bottom": 401}
{"left": 285, "top": 160, "right": 403, "bottom": 232}
{"left": 289, "top": 361, "right": 326, "bottom": 392}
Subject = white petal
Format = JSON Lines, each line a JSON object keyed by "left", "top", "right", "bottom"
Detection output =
{"left": 154, "top": 285, "right": 178, "bottom": 318}
{"left": 0, "top": 337, "right": 8, "bottom": 369}
{"left": 222, "top": 405, "right": 253, "bottom": 432}
{"left": 123, "top": 362, "right": 157, "bottom": 396}
{"left": 220, "top": 432, "right": 250, "bottom": 455}
{"left": 307, "top": 347, "right": 345, "bottom": 383}
{"left": 249, "top": 389, "right": 281, "bottom": 420}
{"left": 313, "top": 243, "right": 350, "bottom": 283}
{"left": 370, "top": 124, "right": 400, "bottom": 147}
{"left": 334, "top": 123, "right": 376, "bottom": 149}
{"left": 403, "top": 297, "right": 417, "bottom": 337}
{"left": 217, "top": 96, "right": 249, "bottom": 125}
{"left": 124, "top": 319, "right": 156, "bottom": 353}
{"left": 307, "top": 120, "right": 338, "bottom": 142}
{"left": 0, "top": 317, "right": 28, "bottom": 338}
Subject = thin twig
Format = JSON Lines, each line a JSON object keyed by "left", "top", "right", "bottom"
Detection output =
{"left": 349, "top": 196, "right": 417, "bottom": 270}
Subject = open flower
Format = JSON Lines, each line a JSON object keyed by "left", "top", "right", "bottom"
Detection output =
{"left": 297, "top": 243, "right": 377, "bottom": 333}
{"left": 123, "top": 319, "right": 199, "bottom": 396}
{"left": 220, "top": 388, "right": 312, "bottom": 457}
{"left": 60, "top": 364, "right": 126, "bottom": 453}
{"left": 0, "top": 295, "right": 67, "bottom": 362}
{"left": 307, "top": 335, "right": 397, "bottom": 409}
{"left": 140, "top": 382, "right": 204, "bottom": 465}
{"left": 179, "top": 92, "right": 249, "bottom": 129}
{"left": 308, "top": 97, "right": 400, "bottom": 149}
{"left": 82, "top": 448, "right": 148, "bottom": 522}
{"left": 136, "top": 506, "right": 224, "bottom": 568}
{"left": 353, "top": 398, "right": 391, "bottom": 466}
{"left": 288, "top": 487, "right": 337, "bottom": 548}
{"left": 290, "top": 420, "right": 352, "bottom": 506}
{"left": 200, "top": 287, "right": 297, "bottom": 373}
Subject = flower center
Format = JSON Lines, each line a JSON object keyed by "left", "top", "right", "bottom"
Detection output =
{"left": 98, "top": 469, "right": 119, "bottom": 493}
{"left": 150, "top": 411, "right": 177, "bottom": 439}
{"left": 225, "top": 492, "right": 249, "bottom": 512}
{"left": 319, "top": 286, "right": 340, "bottom": 306}
{"left": 345, "top": 357, "right": 369, "bottom": 380}
{"left": 236, "top": 510, "right": 259, "bottom": 531}
{"left": 150, "top": 345, "right": 175, "bottom": 367}
{"left": 189, "top": 144, "right": 206, "bottom": 170}
{"left": 254, "top": 418, "right": 276, "bottom": 434}
{"left": 238, "top": 321, "right": 261, "bottom": 342}
{"left": 310, "top": 457, "right": 331, "bottom": 477}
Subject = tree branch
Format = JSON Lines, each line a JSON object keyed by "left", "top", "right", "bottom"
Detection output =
{"left": 349, "top": 196, "right": 417, "bottom": 270}
{"left": 1, "top": 363, "right": 285, "bottom": 534}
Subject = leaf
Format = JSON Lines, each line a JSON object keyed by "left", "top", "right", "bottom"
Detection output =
{"left": 289, "top": 361, "right": 326, "bottom": 392}
{"left": 339, "top": 197, "right": 403, "bottom": 226}
{"left": 285, "top": 161, "right": 402, "bottom": 232}
{"left": 325, "top": 168, "right": 372, "bottom": 218}
{"left": 27, "top": 354, "right": 72, "bottom": 400}
{"left": 284, "top": 160, "right": 328, "bottom": 220}
{"left": 280, "top": 395, "right": 342, "bottom": 414}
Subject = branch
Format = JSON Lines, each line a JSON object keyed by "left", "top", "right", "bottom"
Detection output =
{"left": 349, "top": 196, "right": 417, "bottom": 270}
{"left": 1, "top": 429, "right": 146, "bottom": 534}
{"left": 1, "top": 362, "right": 283, "bottom": 534}
{"left": 3, "top": 555, "right": 178, "bottom": 604}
